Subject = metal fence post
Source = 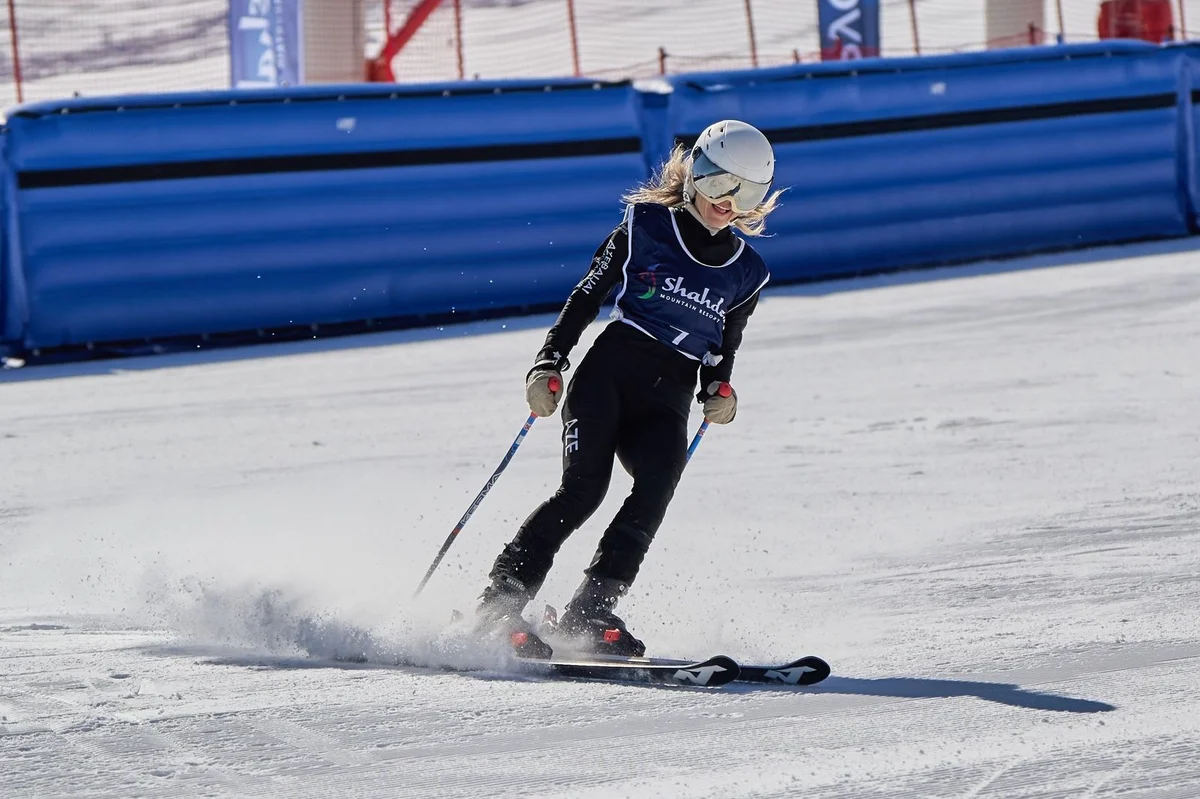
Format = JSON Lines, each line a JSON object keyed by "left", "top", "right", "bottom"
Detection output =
{"left": 453, "top": 0, "right": 465, "bottom": 79}
{"left": 743, "top": 0, "right": 759, "bottom": 68}
{"left": 7, "top": 0, "right": 23, "bottom": 104}
{"left": 566, "top": 0, "right": 581, "bottom": 77}
{"left": 908, "top": 0, "right": 921, "bottom": 55}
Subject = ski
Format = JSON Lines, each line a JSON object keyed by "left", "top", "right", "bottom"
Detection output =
{"left": 542, "top": 652, "right": 831, "bottom": 687}
{"left": 736, "top": 655, "right": 831, "bottom": 686}
{"left": 332, "top": 650, "right": 740, "bottom": 687}
{"left": 515, "top": 653, "right": 740, "bottom": 687}
{"left": 536, "top": 605, "right": 830, "bottom": 687}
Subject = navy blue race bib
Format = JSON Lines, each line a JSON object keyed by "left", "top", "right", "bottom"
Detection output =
{"left": 611, "top": 204, "right": 769, "bottom": 363}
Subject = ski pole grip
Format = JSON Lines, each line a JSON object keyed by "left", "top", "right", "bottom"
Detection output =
{"left": 717, "top": 382, "right": 732, "bottom": 398}
{"left": 548, "top": 376, "right": 562, "bottom": 393}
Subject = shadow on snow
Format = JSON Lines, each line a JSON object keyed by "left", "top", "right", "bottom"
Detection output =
{"left": 792, "top": 675, "right": 1116, "bottom": 713}
{"left": 158, "top": 645, "right": 1117, "bottom": 711}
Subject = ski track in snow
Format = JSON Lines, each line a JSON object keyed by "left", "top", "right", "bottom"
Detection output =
{"left": 3, "top": 242, "right": 1200, "bottom": 796}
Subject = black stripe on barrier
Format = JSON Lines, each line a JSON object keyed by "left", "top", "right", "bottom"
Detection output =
{"left": 17, "top": 136, "right": 645, "bottom": 189}
{"left": 676, "top": 92, "right": 1176, "bottom": 148}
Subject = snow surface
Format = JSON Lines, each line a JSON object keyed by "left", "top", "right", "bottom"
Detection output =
{"left": 3, "top": 239, "right": 1200, "bottom": 797}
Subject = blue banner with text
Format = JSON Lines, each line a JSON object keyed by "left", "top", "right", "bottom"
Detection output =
{"left": 229, "top": 0, "right": 304, "bottom": 88}
{"left": 818, "top": 0, "right": 881, "bottom": 60}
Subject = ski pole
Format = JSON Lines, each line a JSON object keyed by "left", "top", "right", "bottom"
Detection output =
{"left": 686, "top": 382, "right": 732, "bottom": 462}
{"left": 686, "top": 421, "right": 710, "bottom": 461}
{"left": 413, "top": 377, "right": 560, "bottom": 597}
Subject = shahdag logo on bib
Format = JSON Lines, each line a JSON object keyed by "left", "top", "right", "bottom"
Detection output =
{"left": 646, "top": 274, "right": 727, "bottom": 322}
{"left": 635, "top": 263, "right": 659, "bottom": 299}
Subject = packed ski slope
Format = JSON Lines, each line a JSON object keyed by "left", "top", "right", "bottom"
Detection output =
{"left": 2, "top": 241, "right": 1200, "bottom": 797}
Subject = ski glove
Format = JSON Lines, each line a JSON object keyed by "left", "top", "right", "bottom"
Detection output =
{"left": 526, "top": 367, "right": 563, "bottom": 418}
{"left": 701, "top": 381, "right": 737, "bottom": 424}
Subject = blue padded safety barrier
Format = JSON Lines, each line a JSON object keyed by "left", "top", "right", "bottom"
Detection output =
{"left": 1, "top": 43, "right": 1199, "bottom": 356}
{"left": 663, "top": 42, "right": 1194, "bottom": 283}
{"left": 2, "top": 79, "right": 647, "bottom": 351}
{"left": 1180, "top": 48, "right": 1200, "bottom": 229}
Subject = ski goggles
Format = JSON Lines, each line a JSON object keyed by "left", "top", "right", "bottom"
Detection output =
{"left": 690, "top": 148, "right": 772, "bottom": 214}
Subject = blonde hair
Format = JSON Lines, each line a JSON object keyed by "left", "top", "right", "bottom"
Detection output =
{"left": 622, "top": 144, "right": 784, "bottom": 237}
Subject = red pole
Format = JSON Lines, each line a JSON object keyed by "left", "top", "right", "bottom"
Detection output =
{"left": 7, "top": 0, "right": 23, "bottom": 104}
{"left": 454, "top": 0, "right": 464, "bottom": 79}
{"left": 743, "top": 0, "right": 759, "bottom": 68}
{"left": 565, "top": 0, "right": 581, "bottom": 77}
{"left": 908, "top": 0, "right": 921, "bottom": 55}
{"left": 369, "top": 0, "right": 447, "bottom": 82}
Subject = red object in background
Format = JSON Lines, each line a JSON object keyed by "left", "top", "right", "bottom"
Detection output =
{"left": 820, "top": 38, "right": 881, "bottom": 62}
{"left": 366, "top": 0, "right": 448, "bottom": 82}
{"left": 1098, "top": 0, "right": 1175, "bottom": 43}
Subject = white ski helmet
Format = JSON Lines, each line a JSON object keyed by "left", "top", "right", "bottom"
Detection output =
{"left": 688, "top": 120, "right": 774, "bottom": 213}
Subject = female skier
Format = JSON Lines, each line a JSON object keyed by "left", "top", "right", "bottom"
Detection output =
{"left": 476, "top": 120, "right": 783, "bottom": 658}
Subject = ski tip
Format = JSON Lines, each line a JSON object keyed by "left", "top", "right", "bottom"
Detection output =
{"left": 790, "top": 656, "right": 831, "bottom": 685}
{"left": 670, "top": 654, "right": 741, "bottom": 687}
{"left": 752, "top": 655, "right": 831, "bottom": 686}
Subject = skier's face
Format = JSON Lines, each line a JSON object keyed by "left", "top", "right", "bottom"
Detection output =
{"left": 695, "top": 194, "right": 736, "bottom": 229}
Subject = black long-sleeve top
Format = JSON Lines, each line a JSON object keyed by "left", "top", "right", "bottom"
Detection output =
{"left": 532, "top": 206, "right": 763, "bottom": 396}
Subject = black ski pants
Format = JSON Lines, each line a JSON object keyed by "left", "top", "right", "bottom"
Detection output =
{"left": 490, "top": 323, "right": 697, "bottom": 596}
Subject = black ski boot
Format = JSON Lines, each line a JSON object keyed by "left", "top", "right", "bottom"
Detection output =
{"left": 474, "top": 576, "right": 553, "bottom": 659}
{"left": 557, "top": 576, "right": 646, "bottom": 657}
